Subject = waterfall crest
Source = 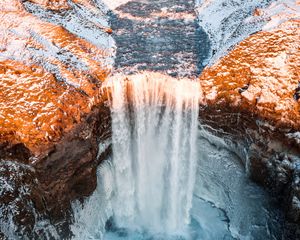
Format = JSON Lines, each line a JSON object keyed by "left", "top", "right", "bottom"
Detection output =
{"left": 107, "top": 72, "right": 200, "bottom": 235}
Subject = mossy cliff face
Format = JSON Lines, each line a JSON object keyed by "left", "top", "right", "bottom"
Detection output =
{"left": 0, "top": 0, "right": 113, "bottom": 236}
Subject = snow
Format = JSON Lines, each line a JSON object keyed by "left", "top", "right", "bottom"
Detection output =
{"left": 102, "top": 0, "right": 131, "bottom": 10}
{"left": 196, "top": 0, "right": 299, "bottom": 64}
{"left": 195, "top": 0, "right": 273, "bottom": 63}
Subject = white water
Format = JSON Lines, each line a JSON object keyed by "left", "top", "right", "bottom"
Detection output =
{"left": 109, "top": 74, "right": 201, "bottom": 236}
{"left": 71, "top": 161, "right": 115, "bottom": 240}
{"left": 71, "top": 128, "right": 283, "bottom": 240}
{"left": 70, "top": 75, "right": 283, "bottom": 239}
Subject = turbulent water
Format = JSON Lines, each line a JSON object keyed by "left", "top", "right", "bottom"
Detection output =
{"left": 71, "top": 76, "right": 283, "bottom": 240}
{"left": 71, "top": 124, "right": 283, "bottom": 240}
{"left": 109, "top": 76, "right": 201, "bottom": 236}
{"left": 69, "top": 0, "right": 288, "bottom": 238}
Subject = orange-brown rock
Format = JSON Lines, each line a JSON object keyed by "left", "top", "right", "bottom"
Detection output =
{"left": 199, "top": 7, "right": 300, "bottom": 234}
{"left": 200, "top": 20, "right": 300, "bottom": 130}
{"left": 0, "top": 0, "right": 112, "bottom": 237}
{"left": 0, "top": 0, "right": 110, "bottom": 157}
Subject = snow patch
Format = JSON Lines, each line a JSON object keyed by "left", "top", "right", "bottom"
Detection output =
{"left": 196, "top": 0, "right": 299, "bottom": 64}
{"left": 195, "top": 0, "right": 273, "bottom": 63}
{"left": 102, "top": 0, "right": 131, "bottom": 10}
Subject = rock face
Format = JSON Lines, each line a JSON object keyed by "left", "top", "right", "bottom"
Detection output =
{"left": 199, "top": 1, "right": 300, "bottom": 237}
{"left": 195, "top": 0, "right": 274, "bottom": 62}
{"left": 0, "top": 160, "right": 52, "bottom": 239}
{"left": 0, "top": 0, "right": 113, "bottom": 237}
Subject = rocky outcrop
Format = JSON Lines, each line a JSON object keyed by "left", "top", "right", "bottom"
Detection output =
{"left": 199, "top": 1, "right": 300, "bottom": 237}
{"left": 0, "top": 160, "right": 53, "bottom": 239}
{"left": 0, "top": 0, "right": 112, "bottom": 237}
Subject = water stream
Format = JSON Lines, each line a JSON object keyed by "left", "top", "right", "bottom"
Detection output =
{"left": 109, "top": 76, "right": 200, "bottom": 237}
{"left": 71, "top": 76, "right": 283, "bottom": 240}
{"left": 70, "top": 0, "right": 285, "bottom": 239}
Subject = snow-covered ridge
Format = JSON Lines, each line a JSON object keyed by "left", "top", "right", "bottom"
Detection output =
{"left": 254, "top": 0, "right": 300, "bottom": 30}
{"left": 196, "top": 0, "right": 299, "bottom": 64}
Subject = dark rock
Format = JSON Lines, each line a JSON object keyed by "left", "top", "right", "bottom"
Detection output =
{"left": 0, "top": 160, "right": 47, "bottom": 238}
{"left": 198, "top": 104, "right": 300, "bottom": 239}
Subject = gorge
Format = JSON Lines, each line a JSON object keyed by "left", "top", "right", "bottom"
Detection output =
{"left": 71, "top": 75, "right": 283, "bottom": 239}
{"left": 0, "top": 0, "right": 299, "bottom": 239}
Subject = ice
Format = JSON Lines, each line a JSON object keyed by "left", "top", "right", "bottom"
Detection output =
{"left": 194, "top": 130, "right": 283, "bottom": 239}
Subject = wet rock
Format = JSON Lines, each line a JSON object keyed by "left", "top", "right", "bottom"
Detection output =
{"left": 0, "top": 160, "right": 49, "bottom": 239}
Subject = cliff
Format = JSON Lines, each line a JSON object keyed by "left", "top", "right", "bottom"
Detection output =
{"left": 199, "top": 1, "right": 300, "bottom": 236}
{"left": 0, "top": 0, "right": 112, "bottom": 237}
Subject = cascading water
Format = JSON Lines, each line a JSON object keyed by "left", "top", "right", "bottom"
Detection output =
{"left": 68, "top": 0, "right": 287, "bottom": 237}
{"left": 109, "top": 73, "right": 201, "bottom": 236}
{"left": 71, "top": 73, "right": 283, "bottom": 240}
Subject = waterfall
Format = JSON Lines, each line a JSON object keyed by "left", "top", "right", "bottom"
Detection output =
{"left": 107, "top": 73, "right": 200, "bottom": 235}
{"left": 71, "top": 72, "right": 283, "bottom": 240}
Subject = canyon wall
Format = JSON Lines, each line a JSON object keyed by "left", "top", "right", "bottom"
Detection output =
{"left": 0, "top": 0, "right": 299, "bottom": 238}
{"left": 0, "top": 0, "right": 113, "bottom": 237}
{"left": 198, "top": 1, "right": 300, "bottom": 237}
